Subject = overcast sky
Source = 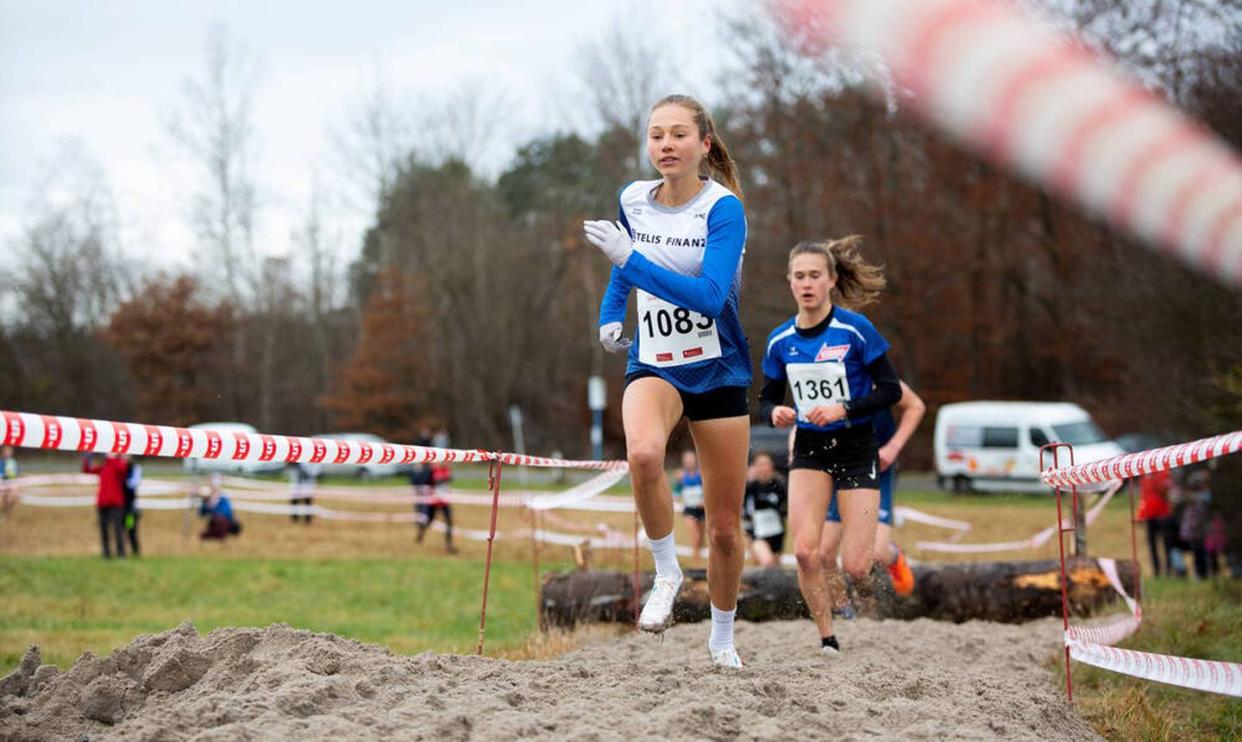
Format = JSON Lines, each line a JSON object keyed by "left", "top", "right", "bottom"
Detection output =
{"left": 0, "top": 0, "right": 740, "bottom": 273}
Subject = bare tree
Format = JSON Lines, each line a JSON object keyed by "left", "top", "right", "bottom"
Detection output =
{"left": 12, "top": 145, "right": 127, "bottom": 414}
{"left": 330, "top": 73, "right": 414, "bottom": 213}
{"left": 572, "top": 13, "right": 684, "bottom": 174}
{"left": 291, "top": 174, "right": 344, "bottom": 432}
{"left": 413, "top": 81, "right": 515, "bottom": 174}
{"left": 167, "top": 22, "right": 260, "bottom": 305}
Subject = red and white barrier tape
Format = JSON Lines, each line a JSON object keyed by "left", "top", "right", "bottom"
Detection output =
{"left": 773, "top": 0, "right": 1242, "bottom": 287}
{"left": 1, "top": 410, "right": 627, "bottom": 471}
{"left": 1067, "top": 642, "right": 1242, "bottom": 698}
{"left": 1065, "top": 557, "right": 1142, "bottom": 646}
{"left": 916, "top": 480, "right": 1120, "bottom": 553}
{"left": 1042, "top": 430, "right": 1242, "bottom": 487}
{"left": 1063, "top": 557, "right": 1242, "bottom": 697}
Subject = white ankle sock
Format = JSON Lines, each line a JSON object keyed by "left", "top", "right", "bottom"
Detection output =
{"left": 708, "top": 604, "right": 736, "bottom": 653}
{"left": 648, "top": 532, "right": 682, "bottom": 579}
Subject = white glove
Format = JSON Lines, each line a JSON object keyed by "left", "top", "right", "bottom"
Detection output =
{"left": 599, "top": 322, "right": 632, "bottom": 353}
{"left": 583, "top": 220, "right": 634, "bottom": 267}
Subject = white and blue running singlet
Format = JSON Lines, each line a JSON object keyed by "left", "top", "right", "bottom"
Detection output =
{"left": 598, "top": 179, "right": 751, "bottom": 393}
{"left": 763, "top": 307, "right": 891, "bottom": 434}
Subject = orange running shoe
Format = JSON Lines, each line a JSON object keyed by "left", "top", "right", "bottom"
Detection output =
{"left": 888, "top": 547, "right": 915, "bottom": 597}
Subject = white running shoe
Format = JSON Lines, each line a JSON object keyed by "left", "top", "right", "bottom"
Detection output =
{"left": 821, "top": 644, "right": 841, "bottom": 658}
{"left": 711, "top": 647, "right": 744, "bottom": 669}
{"left": 638, "top": 573, "right": 682, "bottom": 633}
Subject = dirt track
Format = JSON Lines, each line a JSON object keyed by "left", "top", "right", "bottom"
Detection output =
{"left": 0, "top": 617, "right": 1098, "bottom": 740}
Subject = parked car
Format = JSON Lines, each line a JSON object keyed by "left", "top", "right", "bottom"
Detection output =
{"left": 749, "top": 424, "right": 793, "bottom": 474}
{"left": 183, "top": 422, "right": 286, "bottom": 476}
{"left": 1114, "top": 432, "right": 1177, "bottom": 454}
{"left": 311, "top": 433, "right": 403, "bottom": 480}
{"left": 933, "top": 402, "right": 1124, "bottom": 493}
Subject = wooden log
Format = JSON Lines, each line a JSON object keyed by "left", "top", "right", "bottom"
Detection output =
{"left": 538, "top": 558, "right": 1138, "bottom": 628}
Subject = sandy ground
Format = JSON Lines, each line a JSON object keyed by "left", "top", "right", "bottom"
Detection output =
{"left": 0, "top": 617, "right": 1098, "bottom": 741}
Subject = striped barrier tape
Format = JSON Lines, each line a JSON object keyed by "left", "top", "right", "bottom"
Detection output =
{"left": 1065, "top": 557, "right": 1142, "bottom": 647}
{"left": 1, "top": 410, "right": 627, "bottom": 471}
{"left": 1063, "top": 557, "right": 1242, "bottom": 697}
{"left": 1041, "top": 430, "right": 1242, "bottom": 487}
{"left": 1067, "top": 641, "right": 1242, "bottom": 698}
{"left": 773, "top": 0, "right": 1242, "bottom": 286}
{"left": 916, "top": 480, "right": 1120, "bottom": 553}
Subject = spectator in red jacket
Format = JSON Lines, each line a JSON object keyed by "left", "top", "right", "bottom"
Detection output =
{"left": 83, "top": 453, "right": 128, "bottom": 558}
{"left": 1137, "top": 469, "right": 1174, "bottom": 576}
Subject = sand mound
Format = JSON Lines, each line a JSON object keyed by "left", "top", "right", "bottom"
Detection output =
{"left": 0, "top": 617, "right": 1098, "bottom": 740}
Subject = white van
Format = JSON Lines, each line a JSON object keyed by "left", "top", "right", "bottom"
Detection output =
{"left": 934, "top": 402, "right": 1124, "bottom": 493}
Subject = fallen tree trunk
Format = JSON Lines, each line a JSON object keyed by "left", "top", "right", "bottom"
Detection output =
{"left": 539, "top": 558, "right": 1138, "bottom": 628}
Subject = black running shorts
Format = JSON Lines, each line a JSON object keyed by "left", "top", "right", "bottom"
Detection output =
{"left": 790, "top": 424, "right": 880, "bottom": 491}
{"left": 625, "top": 372, "right": 749, "bottom": 422}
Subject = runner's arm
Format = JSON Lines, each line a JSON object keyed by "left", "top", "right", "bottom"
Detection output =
{"left": 599, "top": 267, "right": 632, "bottom": 326}
{"left": 880, "top": 381, "right": 926, "bottom": 461}
{"left": 758, "top": 375, "right": 788, "bottom": 427}
{"left": 843, "top": 354, "right": 901, "bottom": 419}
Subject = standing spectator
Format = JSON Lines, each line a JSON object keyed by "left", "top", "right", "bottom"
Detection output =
{"left": 1205, "top": 509, "right": 1227, "bottom": 577}
{"left": 1179, "top": 469, "right": 1212, "bottom": 580}
{"left": 1137, "top": 469, "right": 1174, "bottom": 576}
{"left": 83, "top": 453, "right": 128, "bottom": 558}
{"left": 122, "top": 455, "right": 142, "bottom": 556}
{"left": 0, "top": 446, "right": 18, "bottom": 518}
{"left": 199, "top": 474, "right": 241, "bottom": 540}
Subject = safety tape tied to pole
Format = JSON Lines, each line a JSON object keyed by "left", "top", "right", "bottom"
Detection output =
{"left": 1062, "top": 557, "right": 1242, "bottom": 697}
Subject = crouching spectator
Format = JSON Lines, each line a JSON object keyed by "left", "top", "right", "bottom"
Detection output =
{"left": 200, "top": 475, "right": 242, "bottom": 540}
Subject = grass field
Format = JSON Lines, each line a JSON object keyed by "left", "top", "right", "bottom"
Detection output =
{"left": 0, "top": 554, "right": 571, "bottom": 672}
{"left": 2, "top": 469, "right": 1238, "bottom": 740}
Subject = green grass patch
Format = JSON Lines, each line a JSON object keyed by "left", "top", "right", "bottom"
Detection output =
{"left": 1059, "top": 578, "right": 1242, "bottom": 740}
{"left": 0, "top": 554, "right": 567, "bottom": 673}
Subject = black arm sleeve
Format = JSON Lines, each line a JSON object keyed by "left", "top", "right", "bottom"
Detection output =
{"left": 846, "top": 353, "right": 901, "bottom": 420}
{"left": 757, "top": 375, "right": 787, "bottom": 426}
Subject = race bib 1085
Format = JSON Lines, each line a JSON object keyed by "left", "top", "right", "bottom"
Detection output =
{"left": 636, "top": 289, "right": 722, "bottom": 368}
{"left": 786, "top": 362, "right": 850, "bottom": 421}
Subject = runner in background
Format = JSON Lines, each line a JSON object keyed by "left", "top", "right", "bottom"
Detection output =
{"left": 822, "top": 381, "right": 924, "bottom": 603}
{"left": 673, "top": 449, "right": 706, "bottom": 562}
{"left": 759, "top": 237, "right": 899, "bottom": 657}
{"left": 585, "top": 94, "right": 751, "bottom": 668}
{"left": 412, "top": 449, "right": 456, "bottom": 554}
{"left": 744, "top": 451, "right": 786, "bottom": 567}
{"left": 288, "top": 462, "right": 317, "bottom": 525}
